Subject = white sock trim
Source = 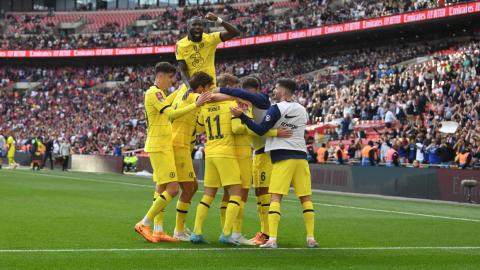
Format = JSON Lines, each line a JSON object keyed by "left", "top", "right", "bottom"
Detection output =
{"left": 141, "top": 216, "right": 152, "bottom": 226}
{"left": 307, "top": 236, "right": 315, "bottom": 241}
{"left": 232, "top": 232, "right": 242, "bottom": 239}
{"left": 269, "top": 237, "right": 277, "bottom": 241}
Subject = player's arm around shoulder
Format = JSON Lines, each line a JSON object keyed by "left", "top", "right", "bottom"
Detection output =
{"left": 164, "top": 92, "right": 211, "bottom": 120}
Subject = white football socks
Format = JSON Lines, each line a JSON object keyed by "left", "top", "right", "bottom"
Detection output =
{"left": 307, "top": 237, "right": 315, "bottom": 241}
{"left": 141, "top": 216, "right": 152, "bottom": 226}
{"left": 232, "top": 232, "right": 242, "bottom": 239}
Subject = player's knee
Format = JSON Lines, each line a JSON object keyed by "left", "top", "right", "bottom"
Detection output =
{"left": 183, "top": 184, "right": 196, "bottom": 197}
{"left": 166, "top": 182, "right": 180, "bottom": 197}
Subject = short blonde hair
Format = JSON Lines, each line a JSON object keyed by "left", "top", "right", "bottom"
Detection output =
{"left": 217, "top": 74, "right": 240, "bottom": 88}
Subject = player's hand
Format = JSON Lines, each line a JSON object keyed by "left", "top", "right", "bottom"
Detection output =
{"left": 205, "top": 12, "right": 218, "bottom": 21}
{"left": 277, "top": 127, "right": 293, "bottom": 138}
{"left": 196, "top": 91, "right": 211, "bottom": 107}
{"left": 237, "top": 98, "right": 252, "bottom": 108}
{"left": 212, "top": 87, "right": 221, "bottom": 93}
{"left": 229, "top": 106, "right": 243, "bottom": 117}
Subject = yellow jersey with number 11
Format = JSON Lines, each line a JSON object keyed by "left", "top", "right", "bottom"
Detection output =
{"left": 197, "top": 101, "right": 236, "bottom": 159}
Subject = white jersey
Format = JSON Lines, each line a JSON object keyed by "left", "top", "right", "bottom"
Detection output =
{"left": 251, "top": 105, "right": 268, "bottom": 152}
{"left": 265, "top": 101, "right": 308, "bottom": 154}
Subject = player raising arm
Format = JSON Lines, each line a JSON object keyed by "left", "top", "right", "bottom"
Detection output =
{"left": 230, "top": 79, "right": 319, "bottom": 249}
{"left": 175, "top": 13, "right": 240, "bottom": 103}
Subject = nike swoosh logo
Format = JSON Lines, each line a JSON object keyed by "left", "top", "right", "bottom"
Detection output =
{"left": 185, "top": 51, "right": 190, "bottom": 53}
{"left": 284, "top": 114, "right": 297, "bottom": 119}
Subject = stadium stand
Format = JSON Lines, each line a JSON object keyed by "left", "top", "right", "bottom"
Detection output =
{"left": 0, "top": 0, "right": 465, "bottom": 50}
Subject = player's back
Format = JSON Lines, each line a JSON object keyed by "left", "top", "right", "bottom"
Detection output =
{"left": 172, "top": 92, "right": 200, "bottom": 149}
{"left": 199, "top": 101, "right": 236, "bottom": 159}
{"left": 233, "top": 101, "right": 253, "bottom": 159}
{"left": 144, "top": 86, "right": 173, "bottom": 153}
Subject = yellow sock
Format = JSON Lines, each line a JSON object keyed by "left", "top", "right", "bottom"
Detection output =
{"left": 9, "top": 158, "right": 15, "bottom": 167}
{"left": 31, "top": 163, "right": 34, "bottom": 169}
{"left": 219, "top": 201, "right": 228, "bottom": 229}
{"left": 153, "top": 192, "right": 165, "bottom": 226}
{"left": 223, "top": 195, "right": 241, "bottom": 236}
{"left": 146, "top": 191, "right": 173, "bottom": 220}
{"left": 260, "top": 194, "right": 271, "bottom": 236}
{"left": 194, "top": 195, "right": 214, "bottom": 235}
{"left": 268, "top": 202, "right": 281, "bottom": 238}
{"left": 175, "top": 201, "right": 191, "bottom": 232}
{"left": 256, "top": 196, "right": 263, "bottom": 232}
{"left": 233, "top": 201, "right": 245, "bottom": 233}
{"left": 302, "top": 201, "right": 315, "bottom": 237}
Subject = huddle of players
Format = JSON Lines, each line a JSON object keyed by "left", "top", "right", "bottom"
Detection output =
{"left": 134, "top": 61, "right": 318, "bottom": 248}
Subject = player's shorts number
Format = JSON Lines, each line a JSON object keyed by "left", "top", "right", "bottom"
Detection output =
{"left": 261, "top": 172, "right": 266, "bottom": 181}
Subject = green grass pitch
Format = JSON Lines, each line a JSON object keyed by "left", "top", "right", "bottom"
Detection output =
{"left": 1, "top": 168, "right": 479, "bottom": 269}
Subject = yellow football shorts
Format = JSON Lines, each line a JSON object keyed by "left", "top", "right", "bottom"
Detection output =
{"left": 173, "top": 146, "right": 196, "bottom": 182}
{"left": 150, "top": 150, "right": 178, "bottom": 185}
{"left": 204, "top": 157, "right": 241, "bottom": 188}
{"left": 269, "top": 159, "right": 312, "bottom": 197}
{"left": 252, "top": 152, "right": 272, "bottom": 188}
{"left": 238, "top": 157, "right": 253, "bottom": 189}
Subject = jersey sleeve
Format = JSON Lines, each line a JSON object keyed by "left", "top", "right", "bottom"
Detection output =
{"left": 220, "top": 87, "right": 270, "bottom": 109}
{"left": 239, "top": 105, "right": 281, "bottom": 136}
{"left": 151, "top": 90, "right": 172, "bottom": 113}
{"left": 175, "top": 43, "right": 184, "bottom": 61}
{"left": 163, "top": 104, "right": 197, "bottom": 121}
{"left": 211, "top": 32, "right": 223, "bottom": 45}
{"left": 166, "top": 90, "right": 179, "bottom": 104}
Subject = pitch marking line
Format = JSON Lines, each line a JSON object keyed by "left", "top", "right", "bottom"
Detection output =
{"left": 1, "top": 247, "right": 480, "bottom": 253}
{"left": 3, "top": 170, "right": 480, "bottom": 223}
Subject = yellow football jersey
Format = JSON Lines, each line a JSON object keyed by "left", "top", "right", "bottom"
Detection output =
{"left": 7, "top": 136, "right": 15, "bottom": 155}
{"left": 172, "top": 92, "right": 201, "bottom": 149}
{"left": 197, "top": 101, "right": 236, "bottom": 159}
{"left": 232, "top": 101, "right": 253, "bottom": 160}
{"left": 144, "top": 85, "right": 174, "bottom": 153}
{"left": 175, "top": 32, "right": 223, "bottom": 89}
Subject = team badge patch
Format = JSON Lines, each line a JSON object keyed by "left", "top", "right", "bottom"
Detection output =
{"left": 200, "top": 43, "right": 204, "bottom": 48}
{"left": 193, "top": 45, "right": 198, "bottom": 51}
{"left": 155, "top": 92, "right": 165, "bottom": 102}
{"left": 169, "top": 172, "right": 176, "bottom": 178}
{"left": 189, "top": 172, "right": 194, "bottom": 178}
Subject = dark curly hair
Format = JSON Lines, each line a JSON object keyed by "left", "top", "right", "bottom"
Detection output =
{"left": 189, "top": 71, "right": 214, "bottom": 90}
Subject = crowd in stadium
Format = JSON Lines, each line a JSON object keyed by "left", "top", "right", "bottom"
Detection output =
{"left": 0, "top": 0, "right": 462, "bottom": 50}
{"left": 1, "top": 38, "right": 480, "bottom": 164}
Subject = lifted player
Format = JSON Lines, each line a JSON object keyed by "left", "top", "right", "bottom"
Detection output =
{"left": 175, "top": 13, "right": 240, "bottom": 103}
